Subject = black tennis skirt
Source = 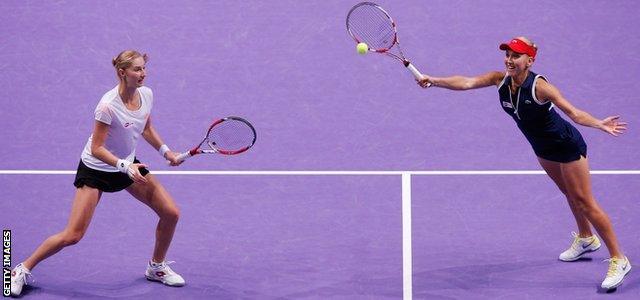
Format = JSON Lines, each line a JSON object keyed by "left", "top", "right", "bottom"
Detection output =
{"left": 73, "top": 158, "right": 150, "bottom": 193}
{"left": 525, "top": 125, "right": 588, "bottom": 163}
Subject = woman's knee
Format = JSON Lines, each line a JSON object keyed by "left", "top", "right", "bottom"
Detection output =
{"left": 60, "top": 231, "right": 85, "bottom": 246}
{"left": 161, "top": 205, "right": 180, "bottom": 223}
{"left": 570, "top": 195, "right": 598, "bottom": 214}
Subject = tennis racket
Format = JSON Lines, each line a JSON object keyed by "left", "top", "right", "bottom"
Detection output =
{"left": 346, "top": 2, "right": 430, "bottom": 85}
{"left": 176, "top": 116, "right": 256, "bottom": 162}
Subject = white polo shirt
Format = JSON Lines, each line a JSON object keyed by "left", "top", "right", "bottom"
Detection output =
{"left": 81, "top": 85, "right": 153, "bottom": 172}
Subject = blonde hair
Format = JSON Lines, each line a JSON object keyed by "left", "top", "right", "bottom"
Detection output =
{"left": 112, "top": 50, "right": 148, "bottom": 80}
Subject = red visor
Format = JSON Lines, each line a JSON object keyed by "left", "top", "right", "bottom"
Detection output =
{"left": 499, "top": 38, "right": 536, "bottom": 58}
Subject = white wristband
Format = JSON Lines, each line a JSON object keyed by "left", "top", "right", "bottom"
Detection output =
{"left": 116, "top": 159, "right": 131, "bottom": 173}
{"left": 159, "top": 144, "right": 170, "bottom": 158}
{"left": 116, "top": 159, "right": 135, "bottom": 179}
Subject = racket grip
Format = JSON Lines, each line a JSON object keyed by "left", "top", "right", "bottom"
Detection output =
{"left": 405, "top": 62, "right": 423, "bottom": 80}
{"left": 405, "top": 62, "right": 433, "bottom": 87}
{"left": 176, "top": 151, "right": 192, "bottom": 163}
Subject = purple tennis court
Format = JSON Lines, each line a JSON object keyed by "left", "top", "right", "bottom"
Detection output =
{"left": 2, "top": 0, "right": 639, "bottom": 299}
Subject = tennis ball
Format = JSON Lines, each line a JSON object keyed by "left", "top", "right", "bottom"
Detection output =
{"left": 356, "top": 42, "right": 368, "bottom": 55}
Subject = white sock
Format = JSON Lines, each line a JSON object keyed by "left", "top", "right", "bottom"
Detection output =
{"left": 17, "top": 262, "right": 28, "bottom": 269}
{"left": 150, "top": 261, "right": 164, "bottom": 267}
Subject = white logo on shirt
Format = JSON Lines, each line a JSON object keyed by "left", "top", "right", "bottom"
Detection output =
{"left": 502, "top": 101, "right": 513, "bottom": 109}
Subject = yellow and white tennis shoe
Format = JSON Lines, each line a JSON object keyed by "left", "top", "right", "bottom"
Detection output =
{"left": 145, "top": 261, "right": 185, "bottom": 287}
{"left": 559, "top": 232, "right": 601, "bottom": 262}
{"left": 601, "top": 256, "right": 631, "bottom": 290}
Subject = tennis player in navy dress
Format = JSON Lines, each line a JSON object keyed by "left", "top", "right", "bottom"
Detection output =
{"left": 416, "top": 37, "right": 630, "bottom": 290}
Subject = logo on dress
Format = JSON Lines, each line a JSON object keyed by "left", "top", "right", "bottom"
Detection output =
{"left": 524, "top": 99, "right": 532, "bottom": 104}
{"left": 124, "top": 122, "right": 133, "bottom": 128}
{"left": 502, "top": 101, "right": 513, "bottom": 109}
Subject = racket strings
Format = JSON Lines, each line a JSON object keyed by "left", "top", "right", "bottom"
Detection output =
{"left": 347, "top": 5, "right": 396, "bottom": 50}
{"left": 207, "top": 120, "right": 255, "bottom": 151}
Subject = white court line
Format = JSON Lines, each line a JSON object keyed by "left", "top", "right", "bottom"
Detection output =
{"left": 1, "top": 170, "right": 640, "bottom": 175}
{"left": 401, "top": 173, "right": 412, "bottom": 300}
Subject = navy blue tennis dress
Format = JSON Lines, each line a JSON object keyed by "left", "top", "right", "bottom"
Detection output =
{"left": 498, "top": 71, "right": 587, "bottom": 163}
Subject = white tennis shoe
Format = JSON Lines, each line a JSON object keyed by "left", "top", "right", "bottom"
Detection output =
{"left": 10, "top": 263, "right": 32, "bottom": 296}
{"left": 145, "top": 261, "right": 185, "bottom": 287}
{"left": 601, "top": 256, "right": 631, "bottom": 290}
{"left": 559, "top": 232, "right": 601, "bottom": 262}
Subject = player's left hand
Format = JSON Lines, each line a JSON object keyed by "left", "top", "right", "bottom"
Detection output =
{"left": 600, "top": 115, "right": 627, "bottom": 136}
{"left": 165, "top": 151, "right": 184, "bottom": 166}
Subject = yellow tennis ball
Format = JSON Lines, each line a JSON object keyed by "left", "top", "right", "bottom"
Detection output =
{"left": 357, "top": 42, "right": 368, "bottom": 55}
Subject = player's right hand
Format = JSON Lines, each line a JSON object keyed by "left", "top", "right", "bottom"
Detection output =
{"left": 417, "top": 75, "right": 434, "bottom": 88}
{"left": 129, "top": 163, "right": 148, "bottom": 184}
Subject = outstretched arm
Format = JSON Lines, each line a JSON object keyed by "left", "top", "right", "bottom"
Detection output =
{"left": 535, "top": 80, "right": 627, "bottom": 136}
{"left": 417, "top": 71, "right": 505, "bottom": 90}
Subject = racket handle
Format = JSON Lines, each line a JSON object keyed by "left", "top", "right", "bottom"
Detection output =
{"left": 176, "top": 151, "right": 192, "bottom": 163}
{"left": 404, "top": 61, "right": 432, "bottom": 87}
{"left": 404, "top": 62, "right": 423, "bottom": 80}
